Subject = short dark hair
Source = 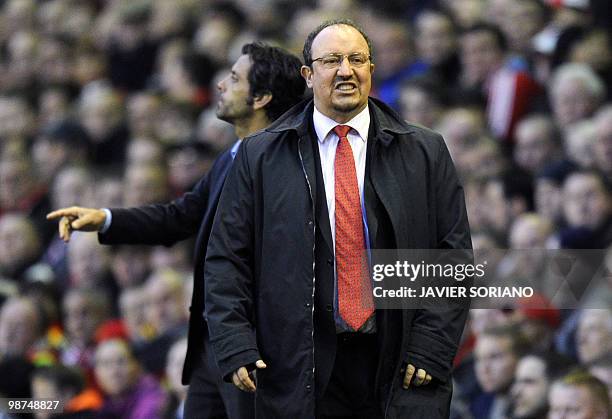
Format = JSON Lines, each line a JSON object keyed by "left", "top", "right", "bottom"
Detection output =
{"left": 461, "top": 22, "right": 508, "bottom": 52}
{"left": 521, "top": 351, "right": 576, "bottom": 381}
{"left": 302, "top": 18, "right": 374, "bottom": 66}
{"left": 242, "top": 42, "right": 306, "bottom": 121}
{"left": 33, "top": 365, "right": 85, "bottom": 397}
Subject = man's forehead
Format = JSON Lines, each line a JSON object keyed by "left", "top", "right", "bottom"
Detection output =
{"left": 311, "top": 24, "right": 369, "bottom": 53}
{"left": 232, "top": 54, "right": 252, "bottom": 75}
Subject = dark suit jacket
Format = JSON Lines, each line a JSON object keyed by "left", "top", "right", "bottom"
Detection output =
{"left": 99, "top": 148, "right": 234, "bottom": 384}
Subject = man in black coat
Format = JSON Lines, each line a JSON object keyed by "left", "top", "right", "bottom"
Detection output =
{"left": 46, "top": 42, "right": 306, "bottom": 419}
{"left": 204, "top": 20, "right": 472, "bottom": 418}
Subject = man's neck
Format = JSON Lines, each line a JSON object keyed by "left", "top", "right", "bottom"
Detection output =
{"left": 235, "top": 114, "right": 271, "bottom": 139}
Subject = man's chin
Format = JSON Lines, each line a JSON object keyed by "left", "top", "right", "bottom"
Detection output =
{"left": 332, "top": 99, "right": 366, "bottom": 116}
{"left": 216, "top": 110, "right": 230, "bottom": 123}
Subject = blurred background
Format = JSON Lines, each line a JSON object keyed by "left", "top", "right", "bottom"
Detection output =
{"left": 0, "top": 0, "right": 610, "bottom": 418}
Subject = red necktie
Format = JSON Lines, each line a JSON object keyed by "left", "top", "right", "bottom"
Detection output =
{"left": 333, "top": 125, "right": 374, "bottom": 331}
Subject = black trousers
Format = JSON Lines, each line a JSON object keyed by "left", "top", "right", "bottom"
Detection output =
{"left": 316, "top": 333, "right": 383, "bottom": 419}
{"left": 183, "top": 338, "right": 255, "bottom": 419}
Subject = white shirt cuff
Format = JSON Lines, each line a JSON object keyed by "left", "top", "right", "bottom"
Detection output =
{"left": 100, "top": 208, "right": 112, "bottom": 233}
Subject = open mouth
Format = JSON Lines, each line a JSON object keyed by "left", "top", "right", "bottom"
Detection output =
{"left": 335, "top": 82, "right": 357, "bottom": 93}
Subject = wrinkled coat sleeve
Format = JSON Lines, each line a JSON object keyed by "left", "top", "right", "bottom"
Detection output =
{"left": 98, "top": 159, "right": 216, "bottom": 247}
{"left": 204, "top": 142, "right": 260, "bottom": 381}
{"left": 405, "top": 136, "right": 472, "bottom": 382}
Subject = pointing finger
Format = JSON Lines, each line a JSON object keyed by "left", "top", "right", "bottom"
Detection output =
{"left": 47, "top": 207, "right": 79, "bottom": 220}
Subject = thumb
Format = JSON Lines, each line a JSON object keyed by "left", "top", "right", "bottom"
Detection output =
{"left": 255, "top": 360, "right": 267, "bottom": 369}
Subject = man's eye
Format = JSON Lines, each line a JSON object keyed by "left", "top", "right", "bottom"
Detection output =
{"left": 323, "top": 57, "right": 340, "bottom": 66}
{"left": 350, "top": 56, "right": 366, "bottom": 65}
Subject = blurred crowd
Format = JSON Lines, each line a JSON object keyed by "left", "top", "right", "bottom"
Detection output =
{"left": 0, "top": 0, "right": 610, "bottom": 418}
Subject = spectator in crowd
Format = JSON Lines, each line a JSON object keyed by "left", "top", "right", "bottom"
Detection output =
{"left": 0, "top": 150, "right": 53, "bottom": 244}
{"left": 398, "top": 76, "right": 446, "bottom": 129}
{"left": 125, "top": 137, "right": 165, "bottom": 168}
{"left": 497, "top": 0, "right": 548, "bottom": 56}
{"left": 119, "top": 286, "right": 152, "bottom": 344}
{"left": 473, "top": 325, "right": 526, "bottom": 418}
{"left": 549, "top": 63, "right": 606, "bottom": 133}
{"left": 0, "top": 295, "right": 44, "bottom": 359}
{"left": 560, "top": 170, "right": 611, "bottom": 248}
{"left": 534, "top": 160, "right": 577, "bottom": 225}
{"left": 163, "top": 336, "right": 188, "bottom": 419}
{"left": 126, "top": 92, "right": 163, "bottom": 140}
{"left": 122, "top": 164, "right": 170, "bottom": 207}
{"left": 110, "top": 245, "right": 152, "bottom": 290}
{"left": 94, "top": 338, "right": 166, "bottom": 419}
{"left": 0, "top": 214, "right": 42, "bottom": 281}
{"left": 576, "top": 309, "right": 612, "bottom": 366}
{"left": 510, "top": 352, "right": 572, "bottom": 419}
{"left": 368, "top": 18, "right": 416, "bottom": 108}
{"left": 61, "top": 288, "right": 112, "bottom": 374}
{"left": 167, "top": 142, "right": 217, "bottom": 196}
{"left": 414, "top": 8, "right": 460, "bottom": 87}
{"left": 144, "top": 268, "right": 186, "bottom": 337}
{"left": 66, "top": 233, "right": 115, "bottom": 293}
{"left": 130, "top": 268, "right": 187, "bottom": 376}
{"left": 458, "top": 22, "right": 541, "bottom": 141}
{"left": 513, "top": 114, "right": 561, "bottom": 175}
{"left": 78, "top": 81, "right": 129, "bottom": 167}
{"left": 31, "top": 365, "right": 103, "bottom": 419}
{"left": 589, "top": 354, "right": 612, "bottom": 403}
{"left": 593, "top": 104, "right": 612, "bottom": 180}
{"left": 548, "top": 370, "right": 610, "bottom": 419}
{"left": 0, "top": 95, "right": 35, "bottom": 140}
{"left": 435, "top": 106, "right": 487, "bottom": 176}
{"left": 564, "top": 119, "right": 597, "bottom": 169}
{"left": 481, "top": 169, "right": 534, "bottom": 243}
{"left": 31, "top": 120, "right": 90, "bottom": 181}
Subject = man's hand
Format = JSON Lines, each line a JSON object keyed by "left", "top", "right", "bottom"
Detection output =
{"left": 232, "top": 360, "right": 267, "bottom": 392}
{"left": 46, "top": 207, "right": 107, "bottom": 242}
{"left": 403, "top": 363, "right": 432, "bottom": 389}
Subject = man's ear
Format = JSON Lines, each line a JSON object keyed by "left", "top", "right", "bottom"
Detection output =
{"left": 301, "top": 65, "right": 313, "bottom": 88}
{"left": 252, "top": 92, "right": 273, "bottom": 111}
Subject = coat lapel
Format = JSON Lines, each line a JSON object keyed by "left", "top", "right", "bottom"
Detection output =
{"left": 194, "top": 150, "right": 234, "bottom": 262}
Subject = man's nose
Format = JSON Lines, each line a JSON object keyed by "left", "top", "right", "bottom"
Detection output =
{"left": 217, "top": 79, "right": 225, "bottom": 92}
{"left": 337, "top": 56, "right": 352, "bottom": 76}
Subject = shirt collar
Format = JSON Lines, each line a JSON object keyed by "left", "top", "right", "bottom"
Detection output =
{"left": 313, "top": 105, "right": 370, "bottom": 144}
{"left": 230, "top": 139, "right": 241, "bottom": 160}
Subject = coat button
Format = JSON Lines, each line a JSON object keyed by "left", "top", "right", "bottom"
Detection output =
{"left": 326, "top": 304, "right": 332, "bottom": 312}
{"left": 306, "top": 219, "right": 314, "bottom": 226}
{"left": 327, "top": 259, "right": 333, "bottom": 265}
{"left": 306, "top": 384, "right": 312, "bottom": 391}
{"left": 304, "top": 302, "right": 311, "bottom": 308}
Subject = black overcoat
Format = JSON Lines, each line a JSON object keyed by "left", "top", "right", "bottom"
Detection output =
{"left": 204, "top": 98, "right": 472, "bottom": 418}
